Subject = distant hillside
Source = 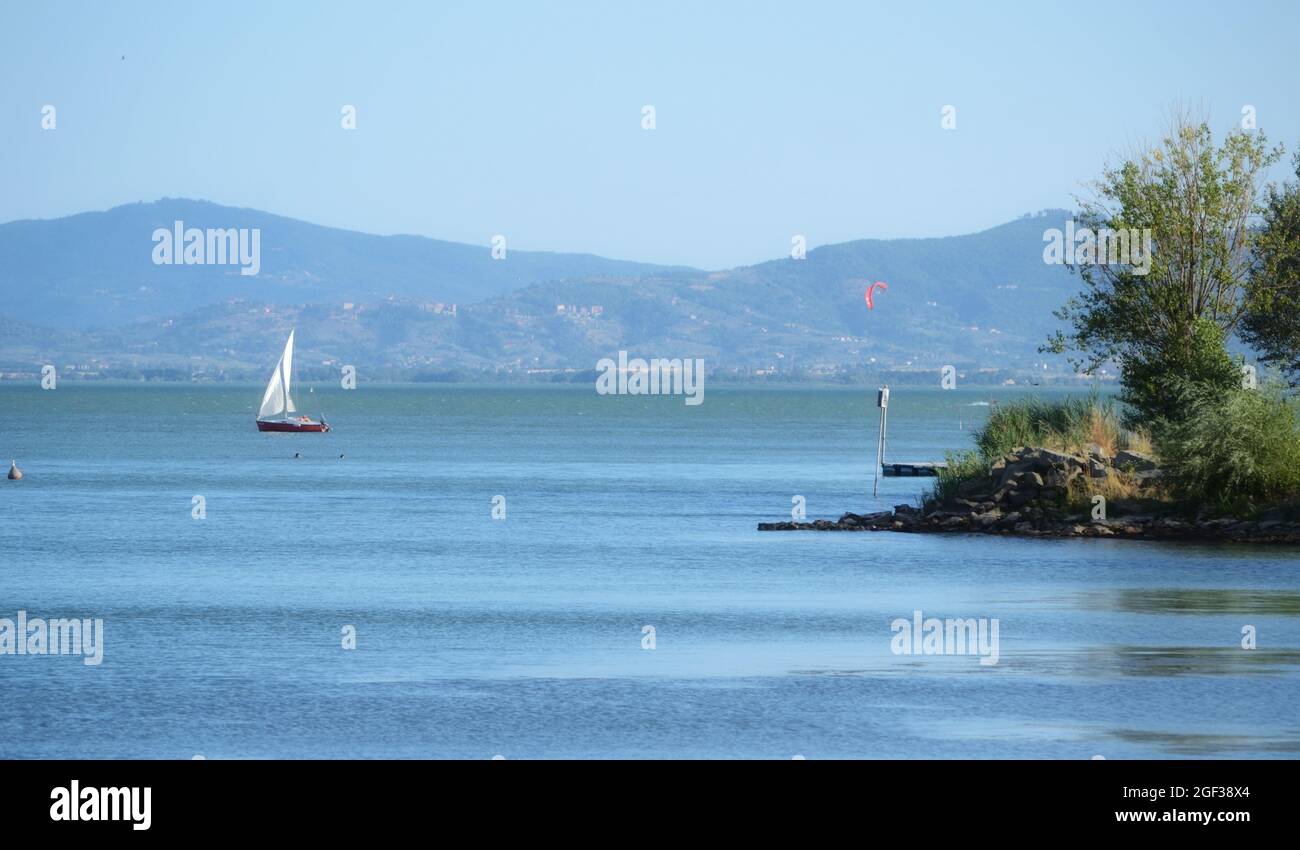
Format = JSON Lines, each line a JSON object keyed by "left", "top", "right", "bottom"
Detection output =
{"left": 0, "top": 199, "right": 691, "bottom": 330}
{"left": 0, "top": 202, "right": 1088, "bottom": 379}
{"left": 460, "top": 211, "right": 1082, "bottom": 372}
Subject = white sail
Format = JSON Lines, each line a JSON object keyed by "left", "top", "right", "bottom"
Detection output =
{"left": 257, "top": 330, "right": 296, "bottom": 419}
{"left": 282, "top": 330, "right": 295, "bottom": 413}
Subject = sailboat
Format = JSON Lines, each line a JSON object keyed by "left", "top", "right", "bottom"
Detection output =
{"left": 255, "top": 329, "right": 331, "bottom": 432}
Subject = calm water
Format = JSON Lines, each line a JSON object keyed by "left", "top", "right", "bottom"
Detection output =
{"left": 1, "top": 383, "right": 1298, "bottom": 759}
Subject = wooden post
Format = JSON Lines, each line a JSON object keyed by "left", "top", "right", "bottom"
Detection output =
{"left": 874, "top": 386, "right": 889, "bottom": 497}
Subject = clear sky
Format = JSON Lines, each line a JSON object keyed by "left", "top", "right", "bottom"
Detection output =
{"left": 2, "top": 0, "right": 1297, "bottom": 269}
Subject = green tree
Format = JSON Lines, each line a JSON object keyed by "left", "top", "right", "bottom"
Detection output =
{"left": 1119, "top": 317, "right": 1240, "bottom": 425}
{"left": 1241, "top": 151, "right": 1300, "bottom": 386}
{"left": 1045, "top": 114, "right": 1282, "bottom": 426}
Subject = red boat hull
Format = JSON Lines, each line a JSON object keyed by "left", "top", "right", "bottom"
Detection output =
{"left": 256, "top": 419, "right": 330, "bottom": 432}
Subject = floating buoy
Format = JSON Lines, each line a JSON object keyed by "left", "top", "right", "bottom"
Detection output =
{"left": 7, "top": 460, "right": 21, "bottom": 480}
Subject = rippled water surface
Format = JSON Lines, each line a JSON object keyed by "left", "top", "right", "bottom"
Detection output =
{"left": 2, "top": 383, "right": 1297, "bottom": 758}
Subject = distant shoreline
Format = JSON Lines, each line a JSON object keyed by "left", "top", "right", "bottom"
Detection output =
{"left": 0, "top": 374, "right": 1119, "bottom": 389}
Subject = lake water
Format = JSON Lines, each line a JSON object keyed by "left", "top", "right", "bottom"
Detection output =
{"left": 1, "top": 383, "right": 1297, "bottom": 759}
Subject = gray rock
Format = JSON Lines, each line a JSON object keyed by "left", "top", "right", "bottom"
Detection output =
{"left": 1041, "top": 447, "right": 1087, "bottom": 466}
{"left": 956, "top": 477, "right": 990, "bottom": 498}
{"left": 1044, "top": 468, "right": 1076, "bottom": 488}
{"left": 999, "top": 460, "right": 1034, "bottom": 480}
{"left": 1114, "top": 449, "right": 1158, "bottom": 472}
{"left": 1006, "top": 489, "right": 1036, "bottom": 508}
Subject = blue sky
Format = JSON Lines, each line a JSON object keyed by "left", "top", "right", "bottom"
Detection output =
{"left": 2, "top": 0, "right": 1297, "bottom": 268}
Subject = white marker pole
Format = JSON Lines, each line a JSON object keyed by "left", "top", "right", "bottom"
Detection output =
{"left": 874, "top": 386, "right": 889, "bottom": 498}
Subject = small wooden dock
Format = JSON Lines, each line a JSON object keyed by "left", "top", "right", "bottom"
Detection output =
{"left": 873, "top": 387, "right": 946, "bottom": 492}
{"left": 881, "top": 461, "right": 946, "bottom": 477}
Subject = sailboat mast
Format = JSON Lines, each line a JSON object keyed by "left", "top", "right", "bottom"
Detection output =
{"left": 282, "top": 329, "right": 295, "bottom": 415}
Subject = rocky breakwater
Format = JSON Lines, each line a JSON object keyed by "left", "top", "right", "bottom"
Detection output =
{"left": 758, "top": 446, "right": 1300, "bottom": 544}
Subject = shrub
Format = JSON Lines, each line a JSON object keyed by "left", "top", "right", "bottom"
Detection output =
{"left": 932, "top": 450, "right": 986, "bottom": 503}
{"left": 930, "top": 394, "right": 1158, "bottom": 506}
{"left": 1154, "top": 382, "right": 1300, "bottom": 515}
{"left": 973, "top": 393, "right": 1142, "bottom": 461}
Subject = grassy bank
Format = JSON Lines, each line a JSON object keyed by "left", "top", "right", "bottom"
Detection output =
{"left": 934, "top": 395, "right": 1151, "bottom": 504}
{"left": 932, "top": 391, "right": 1300, "bottom": 518}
